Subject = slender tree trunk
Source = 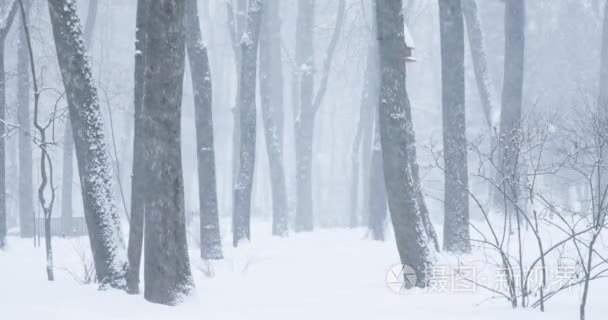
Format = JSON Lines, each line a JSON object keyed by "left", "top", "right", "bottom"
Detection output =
{"left": 48, "top": 0, "right": 128, "bottom": 289}
{"left": 439, "top": 0, "right": 470, "bottom": 253}
{"left": 17, "top": 0, "right": 33, "bottom": 238}
{"left": 294, "top": 0, "right": 315, "bottom": 232}
{"left": 259, "top": 0, "right": 288, "bottom": 236}
{"left": 141, "top": 0, "right": 193, "bottom": 305}
{"left": 0, "top": 0, "right": 18, "bottom": 249}
{"left": 233, "top": 0, "right": 264, "bottom": 247}
{"left": 376, "top": 0, "right": 435, "bottom": 287}
{"left": 369, "top": 120, "right": 387, "bottom": 241}
{"left": 126, "top": 0, "right": 147, "bottom": 295}
{"left": 495, "top": 0, "right": 525, "bottom": 211}
{"left": 185, "top": 0, "right": 223, "bottom": 259}
{"left": 61, "top": 0, "right": 98, "bottom": 236}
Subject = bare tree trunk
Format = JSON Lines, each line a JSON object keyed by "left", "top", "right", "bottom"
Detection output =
{"left": 259, "top": 0, "right": 288, "bottom": 236}
{"left": 126, "top": 0, "right": 147, "bottom": 295}
{"left": 141, "top": 0, "right": 193, "bottom": 305}
{"left": 233, "top": 0, "right": 264, "bottom": 247}
{"left": 0, "top": 0, "right": 18, "bottom": 249}
{"left": 185, "top": 0, "right": 223, "bottom": 259}
{"left": 439, "top": 0, "right": 470, "bottom": 253}
{"left": 61, "top": 0, "right": 98, "bottom": 236}
{"left": 369, "top": 120, "right": 387, "bottom": 241}
{"left": 17, "top": 0, "right": 33, "bottom": 238}
{"left": 48, "top": 0, "right": 128, "bottom": 289}
{"left": 495, "top": 0, "right": 525, "bottom": 211}
{"left": 376, "top": 0, "right": 435, "bottom": 287}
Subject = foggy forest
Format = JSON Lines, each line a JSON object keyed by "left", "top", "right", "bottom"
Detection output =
{"left": 1, "top": 0, "right": 608, "bottom": 319}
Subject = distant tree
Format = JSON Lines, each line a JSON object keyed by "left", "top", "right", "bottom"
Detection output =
{"left": 376, "top": 0, "right": 435, "bottom": 286}
{"left": 600, "top": 0, "right": 608, "bottom": 107}
{"left": 259, "top": 0, "right": 288, "bottom": 236}
{"left": 185, "top": 0, "right": 223, "bottom": 258}
{"left": 126, "top": 0, "right": 148, "bottom": 295}
{"left": 141, "top": 0, "right": 194, "bottom": 305}
{"left": 48, "top": 0, "right": 128, "bottom": 289}
{"left": 0, "top": 0, "right": 18, "bottom": 249}
{"left": 438, "top": 0, "right": 470, "bottom": 253}
{"left": 61, "top": 0, "right": 98, "bottom": 236}
{"left": 233, "top": 0, "right": 264, "bottom": 247}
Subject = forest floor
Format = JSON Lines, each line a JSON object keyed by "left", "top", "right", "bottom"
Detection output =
{"left": 0, "top": 221, "right": 606, "bottom": 320}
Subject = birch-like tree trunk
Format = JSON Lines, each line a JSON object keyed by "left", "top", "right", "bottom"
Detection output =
{"left": 495, "top": 0, "right": 525, "bottom": 210}
{"left": 233, "top": 0, "right": 263, "bottom": 247}
{"left": 185, "top": 0, "right": 223, "bottom": 259}
{"left": 376, "top": 0, "right": 434, "bottom": 287}
{"left": 126, "top": 0, "right": 147, "bottom": 295}
{"left": 0, "top": 0, "right": 18, "bottom": 249}
{"left": 141, "top": 0, "right": 193, "bottom": 305}
{"left": 438, "top": 0, "right": 470, "bottom": 253}
{"left": 259, "top": 0, "right": 288, "bottom": 236}
{"left": 48, "top": 0, "right": 128, "bottom": 289}
{"left": 61, "top": 0, "right": 98, "bottom": 236}
{"left": 17, "top": 0, "right": 33, "bottom": 238}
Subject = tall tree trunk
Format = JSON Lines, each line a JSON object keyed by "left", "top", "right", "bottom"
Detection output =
{"left": 259, "top": 0, "right": 288, "bottom": 236}
{"left": 369, "top": 120, "right": 387, "bottom": 241}
{"left": 62, "top": 0, "right": 98, "bottom": 236}
{"left": 495, "top": 0, "right": 525, "bottom": 211}
{"left": 17, "top": 0, "right": 33, "bottom": 238}
{"left": 439, "top": 0, "right": 470, "bottom": 253}
{"left": 233, "top": 0, "right": 264, "bottom": 247}
{"left": 48, "top": 0, "right": 128, "bottom": 289}
{"left": 126, "top": 0, "right": 147, "bottom": 295}
{"left": 0, "top": 0, "right": 18, "bottom": 249}
{"left": 376, "top": 0, "right": 435, "bottom": 287}
{"left": 294, "top": 0, "right": 315, "bottom": 232}
{"left": 141, "top": 0, "right": 193, "bottom": 305}
{"left": 185, "top": 0, "right": 223, "bottom": 259}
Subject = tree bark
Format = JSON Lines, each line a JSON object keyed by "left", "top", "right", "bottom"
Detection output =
{"left": 126, "top": 0, "right": 147, "bottom": 295}
{"left": 48, "top": 0, "right": 128, "bottom": 289}
{"left": 233, "top": 0, "right": 263, "bottom": 247}
{"left": 17, "top": 0, "right": 33, "bottom": 238}
{"left": 438, "top": 0, "right": 470, "bottom": 253}
{"left": 141, "top": 0, "right": 193, "bottom": 305}
{"left": 259, "top": 0, "right": 288, "bottom": 236}
{"left": 376, "top": 0, "right": 435, "bottom": 287}
{"left": 62, "top": 0, "right": 98, "bottom": 236}
{"left": 0, "top": 0, "right": 18, "bottom": 249}
{"left": 185, "top": 0, "right": 224, "bottom": 259}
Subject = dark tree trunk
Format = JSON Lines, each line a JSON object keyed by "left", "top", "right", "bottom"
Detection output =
{"left": 233, "top": 0, "right": 264, "bottom": 247}
{"left": 141, "top": 0, "right": 193, "bottom": 305}
{"left": 126, "top": 0, "right": 148, "bottom": 295}
{"left": 294, "top": 0, "right": 315, "bottom": 232}
{"left": 17, "top": 0, "right": 33, "bottom": 238}
{"left": 376, "top": 0, "right": 435, "bottom": 287}
{"left": 185, "top": 0, "right": 223, "bottom": 259}
{"left": 438, "top": 0, "right": 470, "bottom": 253}
{"left": 48, "top": 0, "right": 128, "bottom": 289}
{"left": 0, "top": 0, "right": 18, "bottom": 249}
{"left": 62, "top": 0, "right": 98, "bottom": 236}
{"left": 259, "top": 0, "right": 288, "bottom": 236}
{"left": 495, "top": 0, "right": 525, "bottom": 210}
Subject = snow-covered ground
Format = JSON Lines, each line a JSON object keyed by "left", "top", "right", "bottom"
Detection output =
{"left": 1, "top": 222, "right": 605, "bottom": 320}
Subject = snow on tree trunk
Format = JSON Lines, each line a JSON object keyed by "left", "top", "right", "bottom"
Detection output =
{"left": 259, "top": 0, "right": 288, "bottom": 237}
{"left": 495, "top": 0, "right": 525, "bottom": 210}
{"left": 439, "top": 0, "right": 471, "bottom": 253}
{"left": 185, "top": 0, "right": 224, "bottom": 259}
{"left": 17, "top": 0, "right": 33, "bottom": 239}
{"left": 376, "top": 0, "right": 435, "bottom": 287}
{"left": 294, "top": 0, "right": 315, "bottom": 232}
{"left": 126, "top": 0, "right": 147, "bottom": 295}
{"left": 47, "top": 0, "right": 128, "bottom": 289}
{"left": 233, "top": 0, "right": 264, "bottom": 247}
{"left": 62, "top": 0, "right": 98, "bottom": 237}
{"left": 0, "top": 0, "right": 18, "bottom": 249}
{"left": 140, "top": 0, "right": 194, "bottom": 305}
